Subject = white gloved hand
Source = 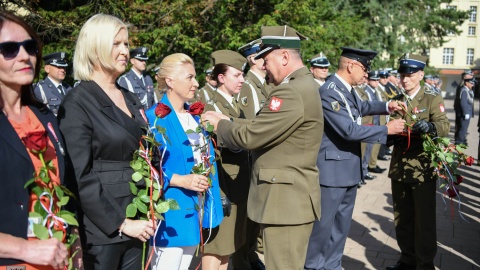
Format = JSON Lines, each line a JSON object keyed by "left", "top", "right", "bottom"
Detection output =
{"left": 465, "top": 114, "right": 470, "bottom": 120}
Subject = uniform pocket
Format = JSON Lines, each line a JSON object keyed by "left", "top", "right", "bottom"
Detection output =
{"left": 258, "top": 168, "right": 295, "bottom": 184}
{"left": 325, "top": 150, "right": 352, "bottom": 161}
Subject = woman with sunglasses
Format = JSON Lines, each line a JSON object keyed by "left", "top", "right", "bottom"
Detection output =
{"left": 0, "top": 11, "right": 71, "bottom": 269}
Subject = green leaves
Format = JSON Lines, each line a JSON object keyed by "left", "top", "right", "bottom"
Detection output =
{"left": 33, "top": 224, "right": 49, "bottom": 240}
{"left": 128, "top": 131, "right": 178, "bottom": 222}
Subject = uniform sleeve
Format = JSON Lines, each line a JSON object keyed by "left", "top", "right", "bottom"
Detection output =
{"left": 460, "top": 89, "right": 469, "bottom": 116}
{"left": 117, "top": 76, "right": 131, "bottom": 93}
{"left": 33, "top": 85, "right": 46, "bottom": 104}
{"left": 217, "top": 83, "right": 304, "bottom": 151}
{"left": 430, "top": 95, "right": 450, "bottom": 137}
{"left": 322, "top": 88, "right": 387, "bottom": 144}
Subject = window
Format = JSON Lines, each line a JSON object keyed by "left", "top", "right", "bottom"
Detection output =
{"left": 467, "top": 49, "right": 474, "bottom": 65}
{"left": 446, "top": 6, "right": 457, "bottom": 35}
{"left": 443, "top": 48, "right": 454, "bottom": 65}
{"left": 471, "top": 6, "right": 477, "bottom": 22}
{"left": 469, "top": 26, "right": 476, "bottom": 36}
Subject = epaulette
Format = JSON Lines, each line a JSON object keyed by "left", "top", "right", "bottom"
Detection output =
{"left": 390, "top": 94, "right": 404, "bottom": 101}
{"left": 326, "top": 82, "right": 336, "bottom": 90}
{"left": 423, "top": 87, "right": 437, "bottom": 96}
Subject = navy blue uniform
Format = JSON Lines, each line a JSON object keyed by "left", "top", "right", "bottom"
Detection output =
{"left": 117, "top": 69, "right": 155, "bottom": 110}
{"left": 33, "top": 77, "right": 72, "bottom": 115}
{"left": 305, "top": 74, "right": 389, "bottom": 270}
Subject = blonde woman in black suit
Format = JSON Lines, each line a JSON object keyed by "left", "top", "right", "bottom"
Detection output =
{"left": 58, "top": 14, "right": 155, "bottom": 270}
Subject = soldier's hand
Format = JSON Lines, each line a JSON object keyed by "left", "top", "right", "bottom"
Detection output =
{"left": 386, "top": 119, "right": 406, "bottom": 135}
{"left": 387, "top": 101, "right": 406, "bottom": 112}
{"left": 412, "top": 120, "right": 435, "bottom": 134}
{"left": 202, "top": 111, "right": 229, "bottom": 132}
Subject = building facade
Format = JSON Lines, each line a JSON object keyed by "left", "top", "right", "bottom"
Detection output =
{"left": 429, "top": 0, "right": 479, "bottom": 98}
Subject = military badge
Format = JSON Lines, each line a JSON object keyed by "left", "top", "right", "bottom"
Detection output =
{"left": 439, "top": 104, "right": 445, "bottom": 112}
{"left": 241, "top": 96, "right": 248, "bottom": 106}
{"left": 269, "top": 97, "right": 283, "bottom": 111}
{"left": 331, "top": 101, "right": 340, "bottom": 112}
{"left": 424, "top": 88, "right": 436, "bottom": 95}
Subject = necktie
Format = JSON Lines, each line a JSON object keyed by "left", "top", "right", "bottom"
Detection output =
{"left": 351, "top": 88, "right": 359, "bottom": 105}
{"left": 57, "top": 85, "right": 64, "bottom": 95}
{"left": 232, "top": 97, "right": 240, "bottom": 114}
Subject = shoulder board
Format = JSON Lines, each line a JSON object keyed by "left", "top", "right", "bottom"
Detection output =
{"left": 423, "top": 87, "right": 437, "bottom": 96}
{"left": 326, "top": 82, "right": 336, "bottom": 90}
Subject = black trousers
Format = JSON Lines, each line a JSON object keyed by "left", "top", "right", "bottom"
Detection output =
{"left": 83, "top": 240, "right": 144, "bottom": 270}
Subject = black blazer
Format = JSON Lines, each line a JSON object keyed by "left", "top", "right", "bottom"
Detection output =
{"left": 0, "top": 105, "right": 67, "bottom": 266}
{"left": 58, "top": 80, "right": 146, "bottom": 246}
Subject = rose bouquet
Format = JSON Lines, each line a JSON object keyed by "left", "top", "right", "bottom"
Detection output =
{"left": 184, "top": 102, "right": 221, "bottom": 252}
{"left": 397, "top": 97, "right": 474, "bottom": 218}
{"left": 127, "top": 106, "right": 179, "bottom": 270}
{"left": 22, "top": 126, "right": 79, "bottom": 269}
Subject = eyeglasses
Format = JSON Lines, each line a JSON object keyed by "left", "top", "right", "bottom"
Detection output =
{"left": 351, "top": 62, "right": 369, "bottom": 73}
{"left": 0, "top": 40, "right": 38, "bottom": 60}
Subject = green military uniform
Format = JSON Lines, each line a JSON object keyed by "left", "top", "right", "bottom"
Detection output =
{"left": 215, "top": 26, "right": 323, "bottom": 270}
{"left": 202, "top": 51, "right": 249, "bottom": 256}
{"left": 217, "top": 66, "right": 323, "bottom": 269}
{"left": 197, "top": 83, "right": 216, "bottom": 104}
{"left": 355, "top": 87, "right": 374, "bottom": 177}
{"left": 368, "top": 85, "right": 389, "bottom": 170}
{"left": 237, "top": 70, "right": 268, "bottom": 119}
{"left": 387, "top": 54, "right": 450, "bottom": 270}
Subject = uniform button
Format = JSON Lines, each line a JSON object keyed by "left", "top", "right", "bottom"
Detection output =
{"left": 271, "top": 177, "right": 276, "bottom": 182}
{"left": 338, "top": 156, "right": 340, "bottom": 158}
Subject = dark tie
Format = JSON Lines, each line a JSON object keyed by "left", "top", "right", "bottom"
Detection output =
{"left": 57, "top": 85, "right": 64, "bottom": 95}
{"left": 351, "top": 88, "right": 359, "bottom": 105}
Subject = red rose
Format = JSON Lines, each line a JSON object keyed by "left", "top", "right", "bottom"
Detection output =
{"left": 188, "top": 102, "right": 205, "bottom": 116}
{"left": 155, "top": 103, "right": 171, "bottom": 118}
{"left": 446, "top": 185, "right": 459, "bottom": 198}
{"left": 22, "top": 130, "right": 48, "bottom": 154}
{"left": 455, "top": 175, "right": 463, "bottom": 185}
{"left": 465, "top": 156, "right": 474, "bottom": 166}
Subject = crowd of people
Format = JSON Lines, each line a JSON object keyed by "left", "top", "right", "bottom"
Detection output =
{"left": 0, "top": 10, "right": 478, "bottom": 270}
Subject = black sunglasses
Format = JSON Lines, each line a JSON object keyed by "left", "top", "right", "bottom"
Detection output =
{"left": 0, "top": 39, "right": 38, "bottom": 60}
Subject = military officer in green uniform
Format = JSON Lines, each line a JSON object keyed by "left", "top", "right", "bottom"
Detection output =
{"left": 234, "top": 39, "right": 269, "bottom": 270}
{"left": 237, "top": 39, "right": 269, "bottom": 120}
{"left": 203, "top": 25, "right": 323, "bottom": 270}
{"left": 386, "top": 53, "right": 449, "bottom": 270}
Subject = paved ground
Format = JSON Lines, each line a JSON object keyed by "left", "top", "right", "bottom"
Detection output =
{"left": 191, "top": 98, "right": 480, "bottom": 270}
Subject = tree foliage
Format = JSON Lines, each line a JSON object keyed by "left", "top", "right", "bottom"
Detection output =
{"left": 2, "top": 0, "right": 469, "bottom": 83}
